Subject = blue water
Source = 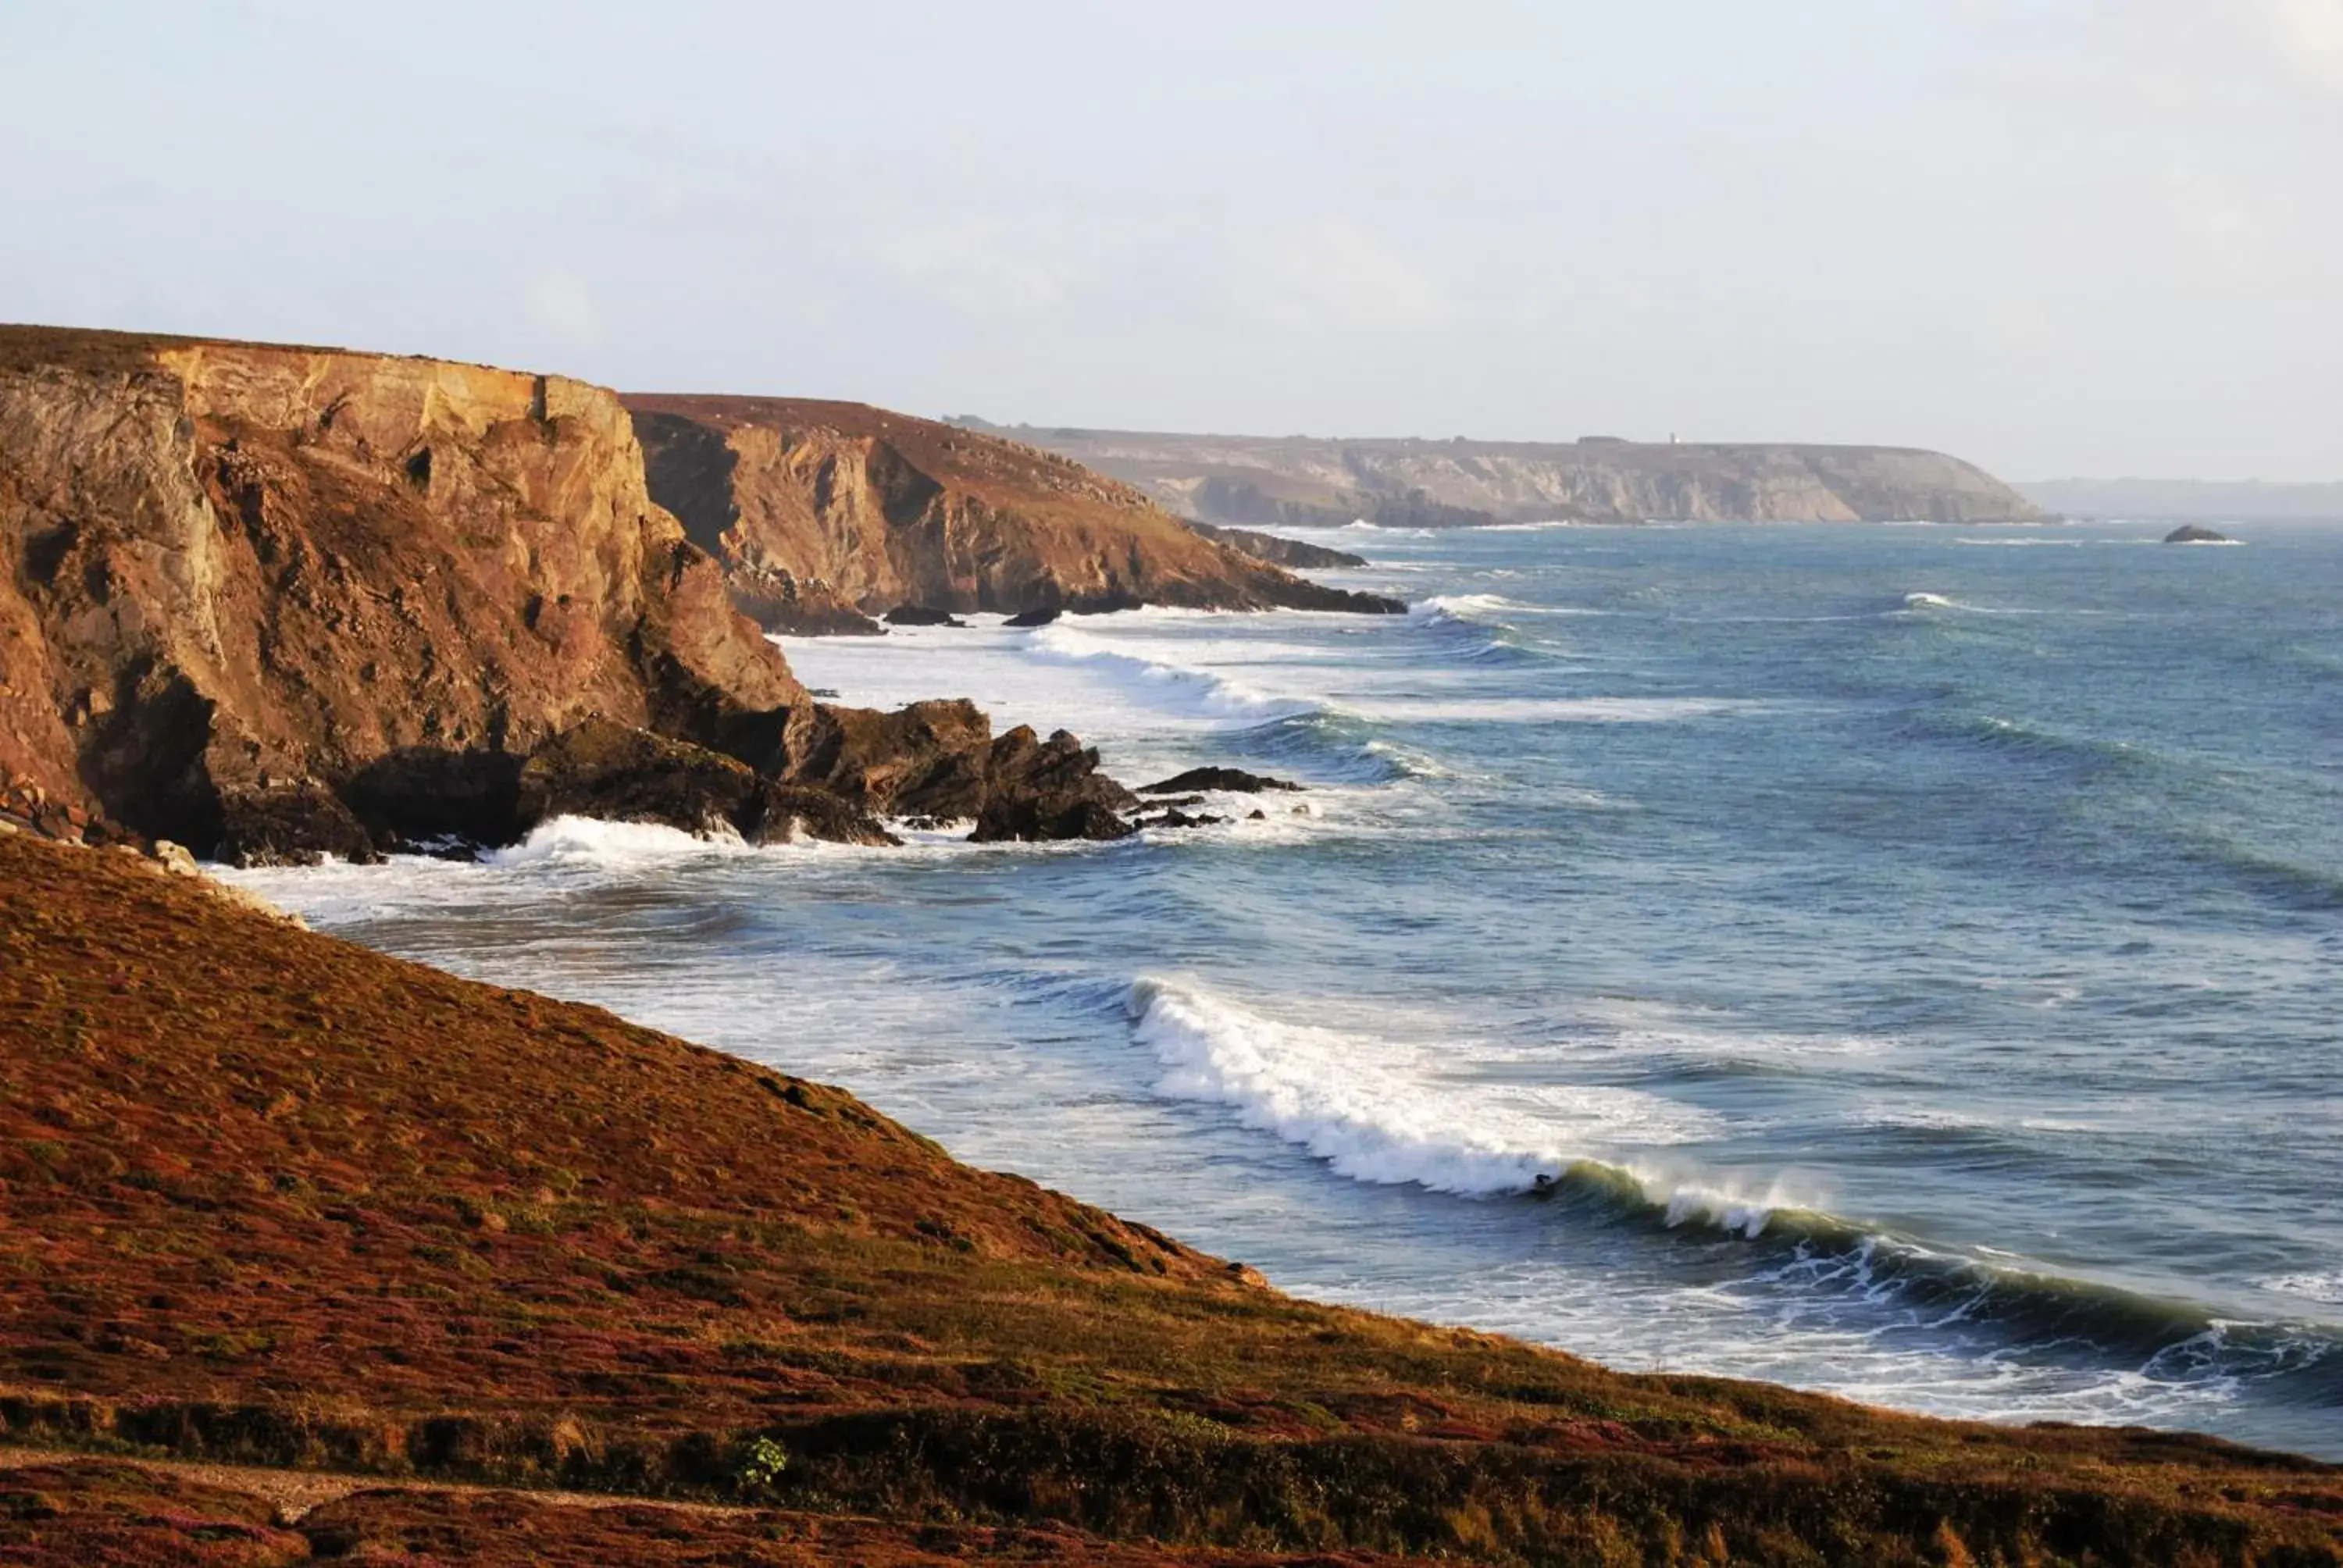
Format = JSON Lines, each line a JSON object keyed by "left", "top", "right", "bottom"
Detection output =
{"left": 230, "top": 520, "right": 2343, "bottom": 1459}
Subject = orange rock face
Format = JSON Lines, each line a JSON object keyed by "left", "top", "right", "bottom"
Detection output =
{"left": 0, "top": 328, "right": 806, "bottom": 850}
{"left": 624, "top": 394, "right": 1405, "bottom": 625}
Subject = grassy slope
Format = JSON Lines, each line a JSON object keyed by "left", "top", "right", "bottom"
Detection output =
{"left": 1, "top": 832, "right": 2338, "bottom": 1566}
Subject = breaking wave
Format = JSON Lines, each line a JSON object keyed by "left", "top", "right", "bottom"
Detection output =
{"left": 1122, "top": 977, "right": 2343, "bottom": 1395}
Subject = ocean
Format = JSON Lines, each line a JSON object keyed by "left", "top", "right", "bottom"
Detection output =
{"left": 226, "top": 519, "right": 2343, "bottom": 1460}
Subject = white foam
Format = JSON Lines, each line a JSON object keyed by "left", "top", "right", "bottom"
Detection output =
{"left": 1342, "top": 695, "right": 1763, "bottom": 724}
{"left": 484, "top": 814, "right": 751, "bottom": 869}
{"left": 2263, "top": 1270, "right": 2343, "bottom": 1306}
{"left": 1125, "top": 976, "right": 1721, "bottom": 1197}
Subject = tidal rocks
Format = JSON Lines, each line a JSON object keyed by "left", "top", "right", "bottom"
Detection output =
{"left": 513, "top": 718, "right": 895, "bottom": 846}
{"left": 516, "top": 718, "right": 765, "bottom": 839}
{"left": 971, "top": 726, "right": 1141, "bottom": 843}
{"left": 778, "top": 699, "right": 995, "bottom": 819}
{"left": 2163, "top": 524, "right": 2234, "bottom": 543}
{"left": 1004, "top": 605, "right": 1062, "bottom": 627}
{"left": 214, "top": 782, "right": 381, "bottom": 867}
{"left": 883, "top": 604, "right": 968, "bottom": 628}
{"left": 1139, "top": 767, "right": 1302, "bottom": 795}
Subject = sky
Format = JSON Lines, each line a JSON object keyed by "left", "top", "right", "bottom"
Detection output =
{"left": 2, "top": 2, "right": 2337, "bottom": 481}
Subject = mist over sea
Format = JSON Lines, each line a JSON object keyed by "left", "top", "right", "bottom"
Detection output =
{"left": 230, "top": 519, "right": 2343, "bottom": 1460}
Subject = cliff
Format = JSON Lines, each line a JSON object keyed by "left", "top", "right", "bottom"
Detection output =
{"left": 986, "top": 424, "right": 2047, "bottom": 526}
{"left": 624, "top": 395, "right": 1404, "bottom": 629}
{"left": 0, "top": 329, "right": 1179, "bottom": 862}
{"left": 0, "top": 326, "right": 806, "bottom": 853}
{"left": 2, "top": 829, "right": 2338, "bottom": 1564}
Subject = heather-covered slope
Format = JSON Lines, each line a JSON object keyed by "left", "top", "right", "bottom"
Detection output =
{"left": 0, "top": 326, "right": 805, "bottom": 853}
{"left": 995, "top": 424, "right": 2048, "bottom": 526}
{"left": 624, "top": 395, "right": 1403, "bottom": 629}
{"left": 2, "top": 832, "right": 2337, "bottom": 1565}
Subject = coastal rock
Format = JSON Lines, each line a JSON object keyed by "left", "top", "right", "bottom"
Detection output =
{"left": 776, "top": 699, "right": 996, "bottom": 819}
{"left": 1139, "top": 766, "right": 1302, "bottom": 795}
{"left": 2163, "top": 524, "right": 2234, "bottom": 543}
{"left": 748, "top": 784, "right": 898, "bottom": 847}
{"left": 214, "top": 781, "right": 382, "bottom": 866}
{"left": 0, "top": 327, "right": 809, "bottom": 862}
{"left": 626, "top": 396, "right": 1406, "bottom": 623}
{"left": 971, "top": 726, "right": 1141, "bottom": 843}
{"left": 1179, "top": 519, "right": 1370, "bottom": 568}
{"left": 515, "top": 718, "right": 764, "bottom": 839}
{"left": 1004, "top": 605, "right": 1062, "bottom": 627}
{"left": 883, "top": 604, "right": 968, "bottom": 628}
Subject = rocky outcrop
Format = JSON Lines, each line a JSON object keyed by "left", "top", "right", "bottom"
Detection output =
{"left": 2163, "top": 524, "right": 2235, "bottom": 543}
{"left": 625, "top": 396, "right": 1407, "bottom": 625}
{"left": 986, "top": 422, "right": 2046, "bottom": 526}
{"left": 1177, "top": 519, "right": 1368, "bottom": 569}
{"left": 516, "top": 717, "right": 898, "bottom": 846}
{"left": 0, "top": 327, "right": 808, "bottom": 857}
{"left": 1139, "top": 766, "right": 1300, "bottom": 795}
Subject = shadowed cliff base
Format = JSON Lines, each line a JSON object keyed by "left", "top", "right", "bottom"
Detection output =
{"left": 2, "top": 832, "right": 2338, "bottom": 1566}
{"left": 968, "top": 422, "right": 2049, "bottom": 527}
{"left": 623, "top": 395, "right": 1407, "bottom": 629}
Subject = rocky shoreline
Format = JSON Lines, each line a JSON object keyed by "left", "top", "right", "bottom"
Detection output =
{"left": 0, "top": 326, "right": 1371, "bottom": 865}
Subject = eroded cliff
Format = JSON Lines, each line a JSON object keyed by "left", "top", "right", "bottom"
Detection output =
{"left": 625, "top": 395, "right": 1403, "bottom": 629}
{"left": 990, "top": 424, "right": 2048, "bottom": 526}
{"left": 0, "top": 326, "right": 807, "bottom": 852}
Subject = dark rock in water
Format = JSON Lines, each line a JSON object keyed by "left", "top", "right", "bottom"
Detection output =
{"left": 1004, "top": 605, "right": 1062, "bottom": 628}
{"left": 884, "top": 604, "right": 968, "bottom": 627}
{"left": 1138, "top": 767, "right": 1302, "bottom": 795}
{"left": 517, "top": 718, "right": 764, "bottom": 839}
{"left": 779, "top": 700, "right": 995, "bottom": 820}
{"left": 344, "top": 747, "right": 526, "bottom": 850}
{"left": 1134, "top": 807, "right": 1227, "bottom": 830}
{"left": 1064, "top": 588, "right": 1145, "bottom": 616}
{"left": 215, "top": 782, "right": 382, "bottom": 867}
{"left": 1247, "top": 809, "right": 1267, "bottom": 821}
{"left": 972, "top": 726, "right": 1140, "bottom": 843}
{"left": 746, "top": 784, "right": 898, "bottom": 847}
{"left": 515, "top": 718, "right": 899, "bottom": 847}
{"left": 2163, "top": 525, "right": 2234, "bottom": 543}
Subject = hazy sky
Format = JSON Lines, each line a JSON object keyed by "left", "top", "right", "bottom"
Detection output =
{"left": 4, "top": 2, "right": 2337, "bottom": 479}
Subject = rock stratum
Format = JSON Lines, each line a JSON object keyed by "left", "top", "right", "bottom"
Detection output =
{"left": 0, "top": 328, "right": 1200, "bottom": 861}
{"left": 623, "top": 394, "right": 1404, "bottom": 633}
{"left": 978, "top": 423, "right": 2047, "bottom": 526}
{"left": 4, "top": 829, "right": 2340, "bottom": 1565}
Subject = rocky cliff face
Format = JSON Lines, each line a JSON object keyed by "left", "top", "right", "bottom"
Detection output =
{"left": 625, "top": 396, "right": 1403, "bottom": 629}
{"left": 990, "top": 425, "right": 2046, "bottom": 526}
{"left": 0, "top": 327, "right": 808, "bottom": 852}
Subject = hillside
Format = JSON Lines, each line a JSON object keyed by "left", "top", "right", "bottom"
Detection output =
{"left": 2, "top": 830, "right": 2338, "bottom": 1565}
{"left": 982, "top": 424, "right": 2047, "bottom": 526}
{"left": 623, "top": 395, "right": 1403, "bottom": 630}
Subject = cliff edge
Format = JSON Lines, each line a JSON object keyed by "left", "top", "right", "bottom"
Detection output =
{"left": 986, "top": 424, "right": 2047, "bottom": 526}
{"left": 0, "top": 326, "right": 805, "bottom": 853}
{"left": 624, "top": 394, "right": 1404, "bottom": 629}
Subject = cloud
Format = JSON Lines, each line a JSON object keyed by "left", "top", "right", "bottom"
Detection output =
{"left": 520, "top": 271, "right": 603, "bottom": 348}
{"left": 2258, "top": 0, "right": 2343, "bottom": 89}
{"left": 1246, "top": 218, "right": 1451, "bottom": 332}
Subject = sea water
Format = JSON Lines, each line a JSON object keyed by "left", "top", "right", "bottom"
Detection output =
{"left": 226, "top": 520, "right": 2343, "bottom": 1459}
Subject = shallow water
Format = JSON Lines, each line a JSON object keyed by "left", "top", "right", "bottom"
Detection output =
{"left": 229, "top": 520, "right": 2343, "bottom": 1459}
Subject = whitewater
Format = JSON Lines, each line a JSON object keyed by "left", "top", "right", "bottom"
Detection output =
{"left": 227, "top": 519, "right": 2343, "bottom": 1459}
